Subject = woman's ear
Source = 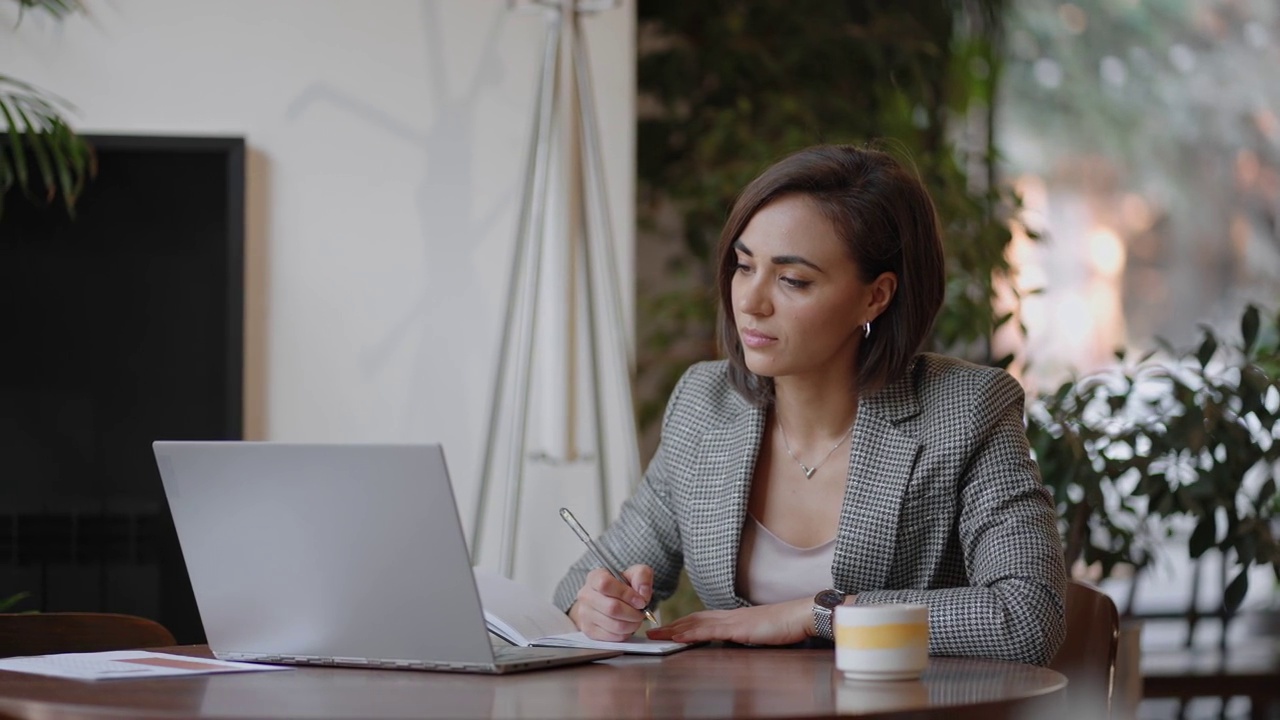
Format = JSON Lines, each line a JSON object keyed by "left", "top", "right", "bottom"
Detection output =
{"left": 867, "top": 271, "right": 898, "bottom": 321}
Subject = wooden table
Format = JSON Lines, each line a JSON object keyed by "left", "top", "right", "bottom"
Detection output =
{"left": 0, "top": 646, "right": 1066, "bottom": 720}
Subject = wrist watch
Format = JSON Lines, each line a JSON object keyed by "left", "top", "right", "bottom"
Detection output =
{"left": 812, "top": 589, "right": 846, "bottom": 640}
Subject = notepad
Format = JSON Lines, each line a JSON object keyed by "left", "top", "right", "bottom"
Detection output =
{"left": 473, "top": 569, "right": 692, "bottom": 655}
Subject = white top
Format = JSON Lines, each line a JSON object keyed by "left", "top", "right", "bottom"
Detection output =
{"left": 735, "top": 514, "right": 837, "bottom": 606}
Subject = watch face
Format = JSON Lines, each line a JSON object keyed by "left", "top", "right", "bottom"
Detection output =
{"left": 814, "top": 589, "right": 844, "bottom": 609}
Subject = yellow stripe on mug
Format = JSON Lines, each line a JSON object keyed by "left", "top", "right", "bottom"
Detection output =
{"left": 836, "top": 622, "right": 929, "bottom": 650}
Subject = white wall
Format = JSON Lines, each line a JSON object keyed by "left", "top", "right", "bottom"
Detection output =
{"left": 0, "top": 0, "right": 635, "bottom": 597}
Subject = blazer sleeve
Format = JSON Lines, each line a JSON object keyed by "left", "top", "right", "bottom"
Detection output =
{"left": 551, "top": 370, "right": 691, "bottom": 612}
{"left": 855, "top": 370, "right": 1067, "bottom": 666}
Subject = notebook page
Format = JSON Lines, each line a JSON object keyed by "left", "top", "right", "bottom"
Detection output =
{"left": 473, "top": 568, "right": 695, "bottom": 655}
{"left": 473, "top": 568, "right": 577, "bottom": 646}
{"left": 532, "top": 631, "right": 691, "bottom": 655}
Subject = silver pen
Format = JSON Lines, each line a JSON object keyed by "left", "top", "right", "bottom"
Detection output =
{"left": 558, "top": 507, "right": 659, "bottom": 625}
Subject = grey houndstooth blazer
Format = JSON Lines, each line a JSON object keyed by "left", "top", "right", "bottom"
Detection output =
{"left": 552, "top": 354, "right": 1067, "bottom": 666}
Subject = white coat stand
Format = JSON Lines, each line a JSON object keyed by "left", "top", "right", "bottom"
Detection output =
{"left": 469, "top": 0, "right": 640, "bottom": 579}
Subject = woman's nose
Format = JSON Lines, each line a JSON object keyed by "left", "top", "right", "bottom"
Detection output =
{"left": 736, "top": 276, "right": 771, "bottom": 316}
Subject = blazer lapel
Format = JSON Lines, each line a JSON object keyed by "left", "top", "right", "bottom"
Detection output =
{"left": 687, "top": 402, "right": 763, "bottom": 609}
{"left": 833, "top": 364, "right": 923, "bottom": 594}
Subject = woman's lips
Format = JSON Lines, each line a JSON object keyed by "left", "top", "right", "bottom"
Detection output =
{"left": 740, "top": 328, "right": 777, "bottom": 348}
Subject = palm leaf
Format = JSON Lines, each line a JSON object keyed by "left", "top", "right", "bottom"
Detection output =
{"left": 0, "top": 74, "right": 95, "bottom": 217}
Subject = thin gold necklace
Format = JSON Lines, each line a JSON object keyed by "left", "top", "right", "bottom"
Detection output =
{"left": 777, "top": 418, "right": 856, "bottom": 479}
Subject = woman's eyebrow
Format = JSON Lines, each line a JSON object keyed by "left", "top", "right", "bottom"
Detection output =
{"left": 771, "top": 254, "right": 824, "bottom": 273}
{"left": 733, "top": 239, "right": 825, "bottom": 273}
{"left": 737, "top": 238, "right": 824, "bottom": 271}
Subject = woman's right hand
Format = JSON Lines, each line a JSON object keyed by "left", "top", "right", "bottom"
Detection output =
{"left": 568, "top": 565, "right": 654, "bottom": 641}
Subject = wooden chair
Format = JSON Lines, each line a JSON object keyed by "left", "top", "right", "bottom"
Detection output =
{"left": 0, "top": 612, "right": 177, "bottom": 659}
{"left": 1050, "top": 580, "right": 1121, "bottom": 718}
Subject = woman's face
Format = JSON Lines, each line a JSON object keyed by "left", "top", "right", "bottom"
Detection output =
{"left": 730, "top": 194, "right": 893, "bottom": 387}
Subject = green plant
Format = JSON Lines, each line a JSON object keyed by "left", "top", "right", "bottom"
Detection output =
{"left": 1, "top": 0, "right": 93, "bottom": 217}
{"left": 1029, "top": 304, "right": 1280, "bottom": 611}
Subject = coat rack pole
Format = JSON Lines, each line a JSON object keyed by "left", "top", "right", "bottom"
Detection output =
{"left": 469, "top": 0, "right": 638, "bottom": 579}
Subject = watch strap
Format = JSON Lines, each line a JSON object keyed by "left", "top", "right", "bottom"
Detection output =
{"left": 813, "top": 605, "right": 836, "bottom": 640}
{"left": 812, "top": 589, "right": 846, "bottom": 641}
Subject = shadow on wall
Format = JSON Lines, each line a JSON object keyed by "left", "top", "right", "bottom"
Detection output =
{"left": 281, "top": 1, "right": 518, "bottom": 443}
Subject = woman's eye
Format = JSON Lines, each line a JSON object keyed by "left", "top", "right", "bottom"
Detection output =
{"left": 781, "top": 276, "right": 811, "bottom": 289}
{"left": 735, "top": 262, "right": 752, "bottom": 274}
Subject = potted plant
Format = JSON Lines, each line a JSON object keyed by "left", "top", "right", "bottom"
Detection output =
{"left": 1028, "top": 303, "right": 1280, "bottom": 612}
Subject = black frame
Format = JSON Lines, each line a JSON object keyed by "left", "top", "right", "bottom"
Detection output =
{"left": 78, "top": 134, "right": 246, "bottom": 438}
{"left": 0, "top": 133, "right": 246, "bottom": 642}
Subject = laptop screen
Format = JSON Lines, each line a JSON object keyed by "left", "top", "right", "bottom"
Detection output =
{"left": 154, "top": 442, "right": 494, "bottom": 666}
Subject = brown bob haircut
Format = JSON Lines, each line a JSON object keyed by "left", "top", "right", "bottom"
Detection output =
{"left": 717, "top": 144, "right": 946, "bottom": 406}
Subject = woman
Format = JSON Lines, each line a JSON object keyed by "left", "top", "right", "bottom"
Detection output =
{"left": 552, "top": 144, "right": 1066, "bottom": 665}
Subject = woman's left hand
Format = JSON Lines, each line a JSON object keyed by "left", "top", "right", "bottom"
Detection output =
{"left": 645, "top": 597, "right": 813, "bottom": 646}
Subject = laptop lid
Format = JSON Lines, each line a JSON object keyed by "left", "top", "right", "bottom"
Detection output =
{"left": 153, "top": 442, "right": 591, "bottom": 672}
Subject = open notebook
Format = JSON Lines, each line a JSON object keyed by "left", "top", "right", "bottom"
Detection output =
{"left": 474, "top": 569, "right": 692, "bottom": 655}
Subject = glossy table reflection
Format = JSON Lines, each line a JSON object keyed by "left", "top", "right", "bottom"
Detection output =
{"left": 0, "top": 645, "right": 1066, "bottom": 720}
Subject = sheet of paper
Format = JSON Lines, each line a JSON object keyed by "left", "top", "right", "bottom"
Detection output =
{"left": 0, "top": 651, "right": 292, "bottom": 681}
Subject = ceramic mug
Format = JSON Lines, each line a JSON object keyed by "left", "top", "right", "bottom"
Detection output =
{"left": 834, "top": 603, "right": 929, "bottom": 681}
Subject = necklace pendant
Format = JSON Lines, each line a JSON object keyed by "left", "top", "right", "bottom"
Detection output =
{"left": 802, "top": 465, "right": 816, "bottom": 479}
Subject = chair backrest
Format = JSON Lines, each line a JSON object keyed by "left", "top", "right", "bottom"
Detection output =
{"left": 0, "top": 612, "right": 177, "bottom": 659}
{"left": 1050, "top": 580, "right": 1121, "bottom": 717}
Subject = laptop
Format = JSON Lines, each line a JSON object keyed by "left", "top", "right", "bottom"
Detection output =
{"left": 152, "top": 441, "right": 620, "bottom": 674}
